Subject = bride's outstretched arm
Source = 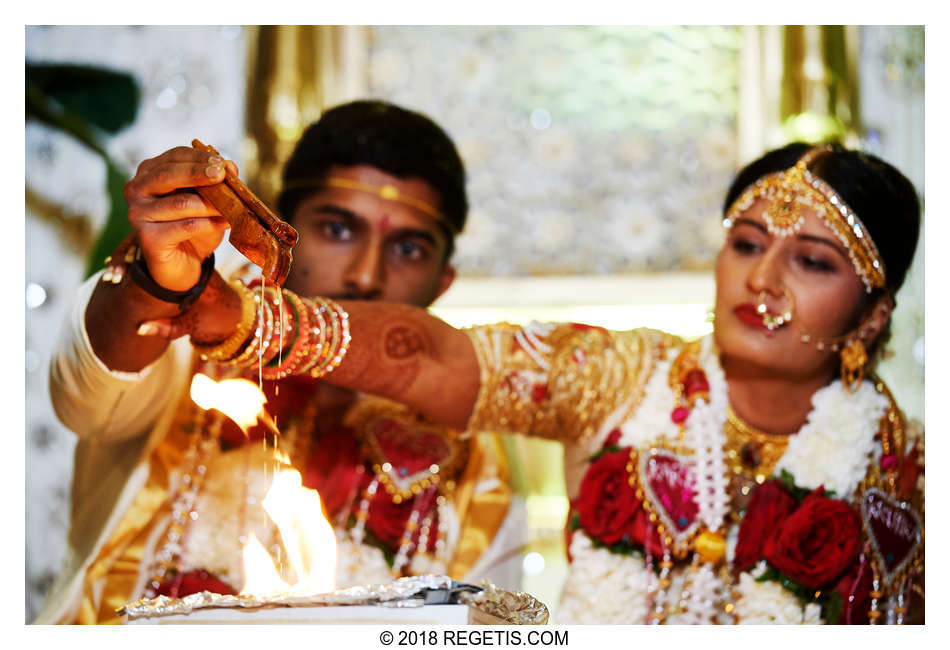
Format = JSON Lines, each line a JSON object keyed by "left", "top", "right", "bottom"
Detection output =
{"left": 325, "top": 300, "right": 481, "bottom": 430}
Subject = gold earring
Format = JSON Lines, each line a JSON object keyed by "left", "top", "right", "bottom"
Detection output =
{"left": 840, "top": 339, "right": 868, "bottom": 392}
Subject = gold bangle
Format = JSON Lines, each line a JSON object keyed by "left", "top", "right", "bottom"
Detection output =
{"left": 223, "top": 290, "right": 263, "bottom": 365}
{"left": 192, "top": 280, "right": 258, "bottom": 362}
{"left": 255, "top": 295, "right": 277, "bottom": 364}
{"left": 305, "top": 297, "right": 338, "bottom": 378}
{"left": 260, "top": 288, "right": 312, "bottom": 380}
{"left": 228, "top": 294, "right": 274, "bottom": 367}
{"left": 260, "top": 286, "right": 289, "bottom": 364}
{"left": 296, "top": 298, "right": 330, "bottom": 376}
{"left": 310, "top": 298, "right": 351, "bottom": 378}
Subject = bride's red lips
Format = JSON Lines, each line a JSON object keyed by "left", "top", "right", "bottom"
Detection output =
{"left": 734, "top": 303, "right": 770, "bottom": 330}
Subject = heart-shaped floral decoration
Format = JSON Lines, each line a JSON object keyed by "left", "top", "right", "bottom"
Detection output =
{"left": 638, "top": 447, "right": 700, "bottom": 553}
{"left": 860, "top": 487, "right": 922, "bottom": 587}
{"left": 348, "top": 397, "right": 469, "bottom": 503}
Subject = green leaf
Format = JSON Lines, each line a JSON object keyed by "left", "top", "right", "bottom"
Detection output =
{"left": 586, "top": 534, "right": 646, "bottom": 560}
{"left": 820, "top": 590, "right": 843, "bottom": 625}
{"left": 570, "top": 511, "right": 582, "bottom": 531}
{"left": 755, "top": 564, "right": 810, "bottom": 602}
{"left": 586, "top": 444, "right": 624, "bottom": 463}
{"left": 753, "top": 564, "right": 781, "bottom": 584}
{"left": 775, "top": 469, "right": 837, "bottom": 501}
{"left": 776, "top": 469, "right": 806, "bottom": 500}
{"left": 26, "top": 63, "right": 139, "bottom": 134}
{"left": 777, "top": 571, "right": 810, "bottom": 602}
{"left": 754, "top": 561, "right": 845, "bottom": 623}
{"left": 25, "top": 64, "right": 139, "bottom": 277}
{"left": 361, "top": 529, "right": 397, "bottom": 567}
{"left": 26, "top": 79, "right": 108, "bottom": 158}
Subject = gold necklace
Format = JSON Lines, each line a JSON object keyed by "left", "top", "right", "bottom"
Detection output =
{"left": 723, "top": 405, "right": 792, "bottom": 504}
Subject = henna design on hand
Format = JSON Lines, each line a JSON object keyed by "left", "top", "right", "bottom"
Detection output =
{"left": 384, "top": 326, "right": 427, "bottom": 360}
{"left": 339, "top": 313, "right": 431, "bottom": 399}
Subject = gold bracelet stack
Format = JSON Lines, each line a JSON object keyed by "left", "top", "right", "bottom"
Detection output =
{"left": 317, "top": 298, "right": 352, "bottom": 376}
{"left": 260, "top": 289, "right": 313, "bottom": 380}
{"left": 296, "top": 298, "right": 330, "bottom": 376}
{"left": 228, "top": 286, "right": 274, "bottom": 367}
{"left": 192, "top": 280, "right": 259, "bottom": 362}
{"left": 191, "top": 279, "right": 351, "bottom": 380}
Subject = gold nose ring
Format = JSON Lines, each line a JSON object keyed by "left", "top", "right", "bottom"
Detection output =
{"left": 756, "top": 289, "right": 794, "bottom": 330}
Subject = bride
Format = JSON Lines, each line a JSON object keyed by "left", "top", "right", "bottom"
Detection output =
{"left": 134, "top": 141, "right": 924, "bottom": 624}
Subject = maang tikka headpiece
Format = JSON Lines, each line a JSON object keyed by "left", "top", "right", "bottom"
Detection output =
{"left": 723, "top": 146, "right": 886, "bottom": 293}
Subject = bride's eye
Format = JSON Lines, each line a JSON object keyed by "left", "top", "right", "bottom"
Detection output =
{"left": 732, "top": 238, "right": 761, "bottom": 255}
{"left": 797, "top": 255, "right": 835, "bottom": 273}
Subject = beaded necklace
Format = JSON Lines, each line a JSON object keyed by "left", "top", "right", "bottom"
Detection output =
{"left": 634, "top": 338, "right": 920, "bottom": 624}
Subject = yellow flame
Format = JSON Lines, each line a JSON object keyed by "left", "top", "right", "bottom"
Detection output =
{"left": 272, "top": 447, "right": 291, "bottom": 466}
{"left": 240, "top": 532, "right": 290, "bottom": 596}
{"left": 190, "top": 373, "right": 268, "bottom": 433}
{"left": 261, "top": 468, "right": 337, "bottom": 594}
{"left": 239, "top": 466, "right": 337, "bottom": 595}
{"left": 191, "top": 373, "right": 336, "bottom": 595}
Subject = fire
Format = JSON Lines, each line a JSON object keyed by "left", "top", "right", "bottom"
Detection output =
{"left": 189, "top": 373, "right": 280, "bottom": 436}
{"left": 189, "top": 372, "right": 337, "bottom": 596}
{"left": 262, "top": 468, "right": 337, "bottom": 593}
{"left": 190, "top": 373, "right": 268, "bottom": 432}
{"left": 237, "top": 467, "right": 338, "bottom": 595}
{"left": 240, "top": 532, "right": 291, "bottom": 596}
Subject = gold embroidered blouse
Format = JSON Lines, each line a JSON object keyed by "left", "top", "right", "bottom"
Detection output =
{"left": 465, "top": 323, "right": 677, "bottom": 444}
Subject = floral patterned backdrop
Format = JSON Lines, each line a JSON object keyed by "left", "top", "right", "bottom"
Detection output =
{"left": 367, "top": 26, "right": 741, "bottom": 276}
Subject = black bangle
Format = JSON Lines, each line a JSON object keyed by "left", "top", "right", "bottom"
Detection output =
{"left": 129, "top": 252, "right": 216, "bottom": 310}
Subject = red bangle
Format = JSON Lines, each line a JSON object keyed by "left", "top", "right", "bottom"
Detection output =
{"left": 261, "top": 289, "right": 311, "bottom": 380}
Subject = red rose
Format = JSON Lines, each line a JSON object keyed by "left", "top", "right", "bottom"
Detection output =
{"left": 602, "top": 428, "right": 622, "bottom": 449}
{"left": 575, "top": 448, "right": 662, "bottom": 550}
{"left": 763, "top": 487, "right": 863, "bottom": 589}
{"left": 733, "top": 479, "right": 797, "bottom": 571}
